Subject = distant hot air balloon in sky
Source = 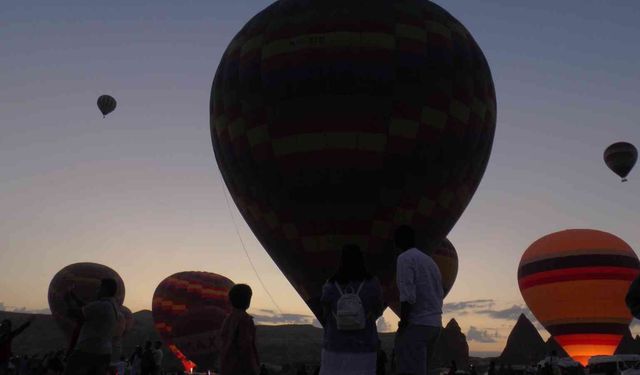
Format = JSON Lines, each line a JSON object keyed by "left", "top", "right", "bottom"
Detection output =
{"left": 48, "top": 263, "right": 125, "bottom": 339}
{"left": 97, "top": 95, "right": 117, "bottom": 118}
{"left": 152, "top": 272, "right": 234, "bottom": 371}
{"left": 518, "top": 229, "right": 640, "bottom": 365}
{"left": 210, "top": 0, "right": 496, "bottom": 319}
{"left": 604, "top": 142, "right": 637, "bottom": 182}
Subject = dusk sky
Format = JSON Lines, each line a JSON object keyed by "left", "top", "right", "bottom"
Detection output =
{"left": 2, "top": 1, "right": 639, "bottom": 355}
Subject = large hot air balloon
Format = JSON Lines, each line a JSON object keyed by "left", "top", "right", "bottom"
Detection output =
{"left": 97, "top": 95, "right": 117, "bottom": 118}
{"left": 152, "top": 272, "right": 234, "bottom": 371}
{"left": 210, "top": 0, "right": 496, "bottom": 319}
{"left": 518, "top": 229, "right": 640, "bottom": 365}
{"left": 604, "top": 142, "right": 637, "bottom": 182}
{"left": 48, "top": 262, "right": 126, "bottom": 338}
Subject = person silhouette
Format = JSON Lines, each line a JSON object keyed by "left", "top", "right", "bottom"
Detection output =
{"left": 319, "top": 244, "right": 384, "bottom": 375}
{"left": 219, "top": 284, "right": 260, "bottom": 375}
{"left": 394, "top": 226, "right": 443, "bottom": 375}
{"left": 1, "top": 317, "right": 35, "bottom": 375}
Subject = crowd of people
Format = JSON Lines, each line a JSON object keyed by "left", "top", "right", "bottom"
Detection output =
{"left": 219, "top": 225, "right": 444, "bottom": 375}
{"left": 3, "top": 225, "right": 444, "bottom": 375}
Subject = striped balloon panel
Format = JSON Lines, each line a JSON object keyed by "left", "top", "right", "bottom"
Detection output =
{"left": 430, "top": 238, "right": 458, "bottom": 295}
{"left": 518, "top": 229, "right": 640, "bottom": 366}
{"left": 48, "top": 262, "right": 125, "bottom": 337}
{"left": 151, "top": 272, "right": 233, "bottom": 344}
{"left": 171, "top": 306, "right": 229, "bottom": 370}
{"left": 211, "top": 0, "right": 495, "bottom": 319}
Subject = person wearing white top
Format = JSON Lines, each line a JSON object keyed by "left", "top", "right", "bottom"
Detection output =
{"left": 394, "top": 226, "right": 443, "bottom": 375}
{"left": 64, "top": 278, "right": 121, "bottom": 375}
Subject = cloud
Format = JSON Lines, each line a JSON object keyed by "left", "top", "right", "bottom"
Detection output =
{"left": 443, "top": 299, "right": 495, "bottom": 314}
{"left": 377, "top": 317, "right": 391, "bottom": 332}
{"left": 467, "top": 326, "right": 499, "bottom": 343}
{"left": 252, "top": 312, "right": 314, "bottom": 325}
{"left": 477, "top": 305, "right": 531, "bottom": 320}
{"left": 0, "top": 303, "right": 50, "bottom": 314}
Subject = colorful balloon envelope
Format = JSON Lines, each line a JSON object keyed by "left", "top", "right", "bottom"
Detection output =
{"left": 518, "top": 229, "right": 640, "bottom": 365}
{"left": 210, "top": 0, "right": 496, "bottom": 319}
{"left": 48, "top": 262, "right": 125, "bottom": 338}
{"left": 432, "top": 238, "right": 459, "bottom": 296}
{"left": 172, "top": 306, "right": 230, "bottom": 370}
{"left": 152, "top": 272, "right": 234, "bottom": 370}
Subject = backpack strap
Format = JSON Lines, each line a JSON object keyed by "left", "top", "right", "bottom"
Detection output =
{"left": 334, "top": 281, "right": 344, "bottom": 296}
{"left": 356, "top": 281, "right": 365, "bottom": 295}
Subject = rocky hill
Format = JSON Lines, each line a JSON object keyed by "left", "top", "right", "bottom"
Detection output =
{"left": 499, "top": 314, "right": 549, "bottom": 365}
{"left": 615, "top": 329, "right": 640, "bottom": 355}
{"left": 432, "top": 319, "right": 470, "bottom": 368}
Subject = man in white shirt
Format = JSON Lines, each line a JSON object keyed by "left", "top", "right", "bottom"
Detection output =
{"left": 64, "top": 278, "right": 122, "bottom": 375}
{"left": 394, "top": 225, "right": 443, "bottom": 375}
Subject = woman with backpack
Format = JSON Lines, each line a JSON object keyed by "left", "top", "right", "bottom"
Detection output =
{"left": 320, "top": 244, "right": 384, "bottom": 375}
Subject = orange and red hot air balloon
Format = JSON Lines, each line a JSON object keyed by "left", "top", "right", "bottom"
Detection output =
{"left": 518, "top": 229, "right": 640, "bottom": 365}
{"left": 152, "top": 272, "right": 234, "bottom": 371}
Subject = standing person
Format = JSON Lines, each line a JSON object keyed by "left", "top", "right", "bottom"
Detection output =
{"left": 319, "top": 244, "right": 384, "bottom": 375}
{"left": 394, "top": 225, "right": 444, "bottom": 375}
{"left": 63, "top": 278, "right": 122, "bottom": 375}
{"left": 1, "top": 317, "right": 34, "bottom": 375}
{"left": 376, "top": 349, "right": 387, "bottom": 375}
{"left": 447, "top": 361, "right": 457, "bottom": 375}
{"left": 140, "top": 342, "right": 155, "bottom": 375}
{"left": 488, "top": 362, "right": 496, "bottom": 375}
{"left": 152, "top": 342, "right": 162, "bottom": 375}
{"left": 129, "top": 346, "right": 143, "bottom": 375}
{"left": 218, "top": 284, "right": 260, "bottom": 375}
{"left": 113, "top": 357, "right": 127, "bottom": 375}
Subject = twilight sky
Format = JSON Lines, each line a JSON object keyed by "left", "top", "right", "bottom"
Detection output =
{"left": 1, "top": 1, "right": 639, "bottom": 355}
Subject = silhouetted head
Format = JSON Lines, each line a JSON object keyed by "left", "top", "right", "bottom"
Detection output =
{"left": 229, "top": 284, "right": 253, "bottom": 310}
{"left": 145, "top": 340, "right": 152, "bottom": 349}
{"left": 394, "top": 225, "right": 415, "bottom": 251}
{"left": 329, "top": 244, "right": 372, "bottom": 284}
{"left": 0, "top": 319, "right": 11, "bottom": 333}
{"left": 154, "top": 341, "right": 162, "bottom": 349}
{"left": 98, "top": 278, "right": 118, "bottom": 299}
